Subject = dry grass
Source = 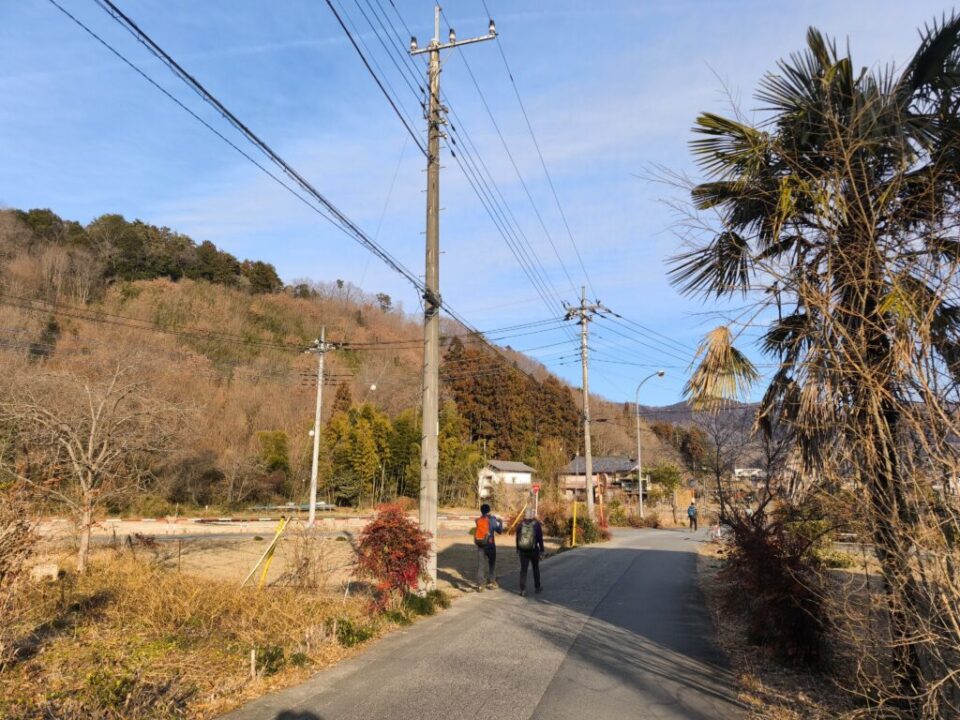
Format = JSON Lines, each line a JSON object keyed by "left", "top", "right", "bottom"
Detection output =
{"left": 0, "top": 552, "right": 382, "bottom": 719}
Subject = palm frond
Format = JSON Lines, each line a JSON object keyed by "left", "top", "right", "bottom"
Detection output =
{"left": 683, "top": 326, "right": 759, "bottom": 411}
{"left": 668, "top": 231, "right": 752, "bottom": 298}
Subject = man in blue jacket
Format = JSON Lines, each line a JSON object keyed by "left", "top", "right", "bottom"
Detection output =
{"left": 516, "top": 508, "right": 544, "bottom": 597}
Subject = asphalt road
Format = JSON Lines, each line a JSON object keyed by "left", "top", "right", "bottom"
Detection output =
{"left": 222, "top": 528, "right": 744, "bottom": 720}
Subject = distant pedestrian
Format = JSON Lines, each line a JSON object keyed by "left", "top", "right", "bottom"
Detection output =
{"left": 687, "top": 501, "right": 698, "bottom": 531}
{"left": 516, "top": 508, "right": 545, "bottom": 597}
{"left": 474, "top": 503, "right": 503, "bottom": 590}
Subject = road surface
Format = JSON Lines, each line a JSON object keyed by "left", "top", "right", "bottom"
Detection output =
{"left": 222, "top": 528, "right": 744, "bottom": 720}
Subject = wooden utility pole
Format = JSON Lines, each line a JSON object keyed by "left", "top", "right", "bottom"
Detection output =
{"left": 410, "top": 5, "right": 496, "bottom": 588}
{"left": 565, "top": 287, "right": 603, "bottom": 520}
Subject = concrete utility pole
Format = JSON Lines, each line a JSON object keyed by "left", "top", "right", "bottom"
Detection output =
{"left": 410, "top": 6, "right": 496, "bottom": 588}
{"left": 307, "top": 327, "right": 333, "bottom": 527}
{"left": 565, "top": 287, "right": 604, "bottom": 520}
{"left": 634, "top": 370, "right": 665, "bottom": 518}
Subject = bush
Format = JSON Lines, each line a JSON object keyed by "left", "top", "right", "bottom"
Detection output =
{"left": 356, "top": 504, "right": 431, "bottom": 609}
{"left": 332, "top": 618, "right": 376, "bottom": 647}
{"left": 539, "top": 502, "right": 568, "bottom": 537}
{"left": 628, "top": 512, "right": 661, "bottom": 529}
{"left": 391, "top": 496, "right": 417, "bottom": 513}
{"left": 564, "top": 515, "right": 610, "bottom": 546}
{"left": 402, "top": 589, "right": 449, "bottom": 617}
{"left": 127, "top": 494, "right": 174, "bottom": 519}
{"left": 607, "top": 501, "right": 628, "bottom": 527}
{"left": 814, "top": 548, "right": 856, "bottom": 569}
{"left": 719, "top": 500, "right": 826, "bottom": 666}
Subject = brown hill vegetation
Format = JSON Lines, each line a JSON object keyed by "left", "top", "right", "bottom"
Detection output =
{"left": 0, "top": 207, "right": 678, "bottom": 517}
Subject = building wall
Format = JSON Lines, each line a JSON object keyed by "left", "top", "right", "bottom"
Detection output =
{"left": 478, "top": 469, "right": 533, "bottom": 498}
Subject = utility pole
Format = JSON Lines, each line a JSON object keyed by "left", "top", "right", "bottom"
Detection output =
{"left": 410, "top": 6, "right": 496, "bottom": 588}
{"left": 307, "top": 327, "right": 332, "bottom": 527}
{"left": 565, "top": 287, "right": 603, "bottom": 520}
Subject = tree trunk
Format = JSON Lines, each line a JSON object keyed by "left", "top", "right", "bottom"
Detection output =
{"left": 77, "top": 503, "right": 92, "bottom": 573}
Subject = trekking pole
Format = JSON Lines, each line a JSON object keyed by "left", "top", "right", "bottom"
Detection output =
{"left": 507, "top": 503, "right": 529, "bottom": 534}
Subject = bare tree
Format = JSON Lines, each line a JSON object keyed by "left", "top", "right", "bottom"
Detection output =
{"left": 1, "top": 364, "right": 179, "bottom": 572}
{"left": 693, "top": 407, "right": 754, "bottom": 518}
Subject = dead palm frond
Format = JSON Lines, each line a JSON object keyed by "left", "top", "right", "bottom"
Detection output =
{"left": 684, "top": 326, "right": 759, "bottom": 410}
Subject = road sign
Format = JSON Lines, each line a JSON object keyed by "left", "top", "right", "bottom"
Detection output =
{"left": 532, "top": 484, "right": 540, "bottom": 493}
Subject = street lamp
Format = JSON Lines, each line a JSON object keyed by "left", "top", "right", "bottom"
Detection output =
{"left": 635, "top": 370, "right": 665, "bottom": 518}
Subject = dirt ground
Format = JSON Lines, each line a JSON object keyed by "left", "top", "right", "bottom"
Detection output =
{"left": 35, "top": 521, "right": 562, "bottom": 596}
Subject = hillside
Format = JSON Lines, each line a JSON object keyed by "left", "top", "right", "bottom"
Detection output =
{"left": 0, "top": 207, "right": 677, "bottom": 510}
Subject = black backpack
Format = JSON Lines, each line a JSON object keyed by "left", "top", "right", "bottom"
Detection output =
{"left": 517, "top": 521, "right": 537, "bottom": 551}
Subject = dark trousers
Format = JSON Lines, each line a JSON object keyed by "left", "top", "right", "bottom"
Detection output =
{"left": 689, "top": 516, "right": 698, "bottom": 531}
{"left": 518, "top": 550, "right": 541, "bottom": 591}
{"left": 477, "top": 544, "right": 496, "bottom": 585}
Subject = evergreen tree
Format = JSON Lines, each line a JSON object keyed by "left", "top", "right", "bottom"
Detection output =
{"left": 331, "top": 382, "right": 353, "bottom": 416}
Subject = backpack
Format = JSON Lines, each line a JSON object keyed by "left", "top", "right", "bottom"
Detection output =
{"left": 517, "top": 520, "right": 537, "bottom": 551}
{"left": 688, "top": 505, "right": 697, "bottom": 518}
{"left": 474, "top": 516, "right": 493, "bottom": 547}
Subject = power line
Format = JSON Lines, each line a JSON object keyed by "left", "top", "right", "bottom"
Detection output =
{"left": 323, "top": 0, "right": 426, "bottom": 153}
{"left": 440, "top": 7, "right": 578, "bottom": 299}
{"left": 478, "top": 0, "right": 596, "bottom": 299}
{"left": 81, "top": 0, "right": 425, "bottom": 291}
{"left": 354, "top": 0, "right": 576, "bottom": 345}
{"left": 58, "top": 0, "right": 585, "bottom": 404}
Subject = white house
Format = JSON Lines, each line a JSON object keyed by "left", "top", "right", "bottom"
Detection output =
{"left": 477, "top": 460, "right": 535, "bottom": 499}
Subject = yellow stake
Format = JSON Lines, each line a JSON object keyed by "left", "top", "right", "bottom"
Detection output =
{"left": 258, "top": 516, "right": 288, "bottom": 589}
{"left": 241, "top": 516, "right": 288, "bottom": 588}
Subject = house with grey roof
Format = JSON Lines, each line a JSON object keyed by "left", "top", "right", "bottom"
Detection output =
{"left": 477, "top": 460, "right": 536, "bottom": 499}
{"left": 560, "top": 455, "right": 639, "bottom": 502}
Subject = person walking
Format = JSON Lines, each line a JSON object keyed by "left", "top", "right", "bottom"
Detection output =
{"left": 474, "top": 503, "right": 503, "bottom": 591}
{"left": 516, "top": 508, "right": 544, "bottom": 597}
{"left": 687, "top": 501, "right": 699, "bottom": 531}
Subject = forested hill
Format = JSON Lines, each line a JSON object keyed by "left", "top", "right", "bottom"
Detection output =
{"left": 7, "top": 207, "right": 284, "bottom": 296}
{"left": 0, "top": 207, "right": 675, "bottom": 509}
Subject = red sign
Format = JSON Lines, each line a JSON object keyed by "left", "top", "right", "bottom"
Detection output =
{"left": 532, "top": 484, "right": 541, "bottom": 493}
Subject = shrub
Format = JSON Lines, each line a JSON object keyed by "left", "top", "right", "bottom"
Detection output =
{"left": 391, "top": 496, "right": 417, "bottom": 513}
{"left": 332, "top": 618, "right": 376, "bottom": 647}
{"left": 539, "top": 502, "right": 568, "bottom": 537}
{"left": 356, "top": 504, "right": 431, "bottom": 609}
{"left": 255, "top": 645, "right": 285, "bottom": 676}
{"left": 127, "top": 494, "right": 174, "bottom": 519}
{"left": 607, "top": 501, "right": 628, "bottom": 527}
{"left": 564, "top": 515, "right": 610, "bottom": 546}
{"left": 719, "top": 499, "right": 826, "bottom": 666}
{"left": 402, "top": 589, "right": 449, "bottom": 617}
{"left": 628, "top": 512, "right": 661, "bottom": 529}
{"left": 814, "top": 548, "right": 856, "bottom": 569}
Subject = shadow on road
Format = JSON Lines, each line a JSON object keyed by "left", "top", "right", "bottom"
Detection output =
{"left": 223, "top": 533, "right": 744, "bottom": 719}
{"left": 498, "top": 541, "right": 745, "bottom": 718}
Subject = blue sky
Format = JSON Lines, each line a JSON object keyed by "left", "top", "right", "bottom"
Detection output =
{"left": 0, "top": 0, "right": 950, "bottom": 405}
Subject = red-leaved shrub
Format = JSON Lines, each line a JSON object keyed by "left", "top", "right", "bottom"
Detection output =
{"left": 357, "top": 504, "right": 431, "bottom": 609}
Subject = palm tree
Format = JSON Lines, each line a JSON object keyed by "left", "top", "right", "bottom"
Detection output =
{"left": 671, "top": 19, "right": 960, "bottom": 715}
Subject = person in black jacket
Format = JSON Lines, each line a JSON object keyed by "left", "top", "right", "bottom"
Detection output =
{"left": 516, "top": 508, "right": 545, "bottom": 597}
